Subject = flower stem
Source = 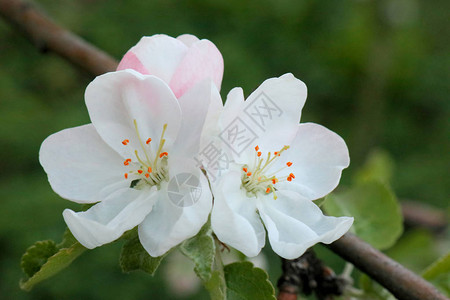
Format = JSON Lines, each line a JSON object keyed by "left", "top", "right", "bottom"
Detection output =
{"left": 204, "top": 239, "right": 227, "bottom": 300}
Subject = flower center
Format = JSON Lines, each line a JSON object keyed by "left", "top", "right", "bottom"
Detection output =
{"left": 241, "top": 145, "right": 295, "bottom": 200}
{"left": 122, "top": 120, "right": 169, "bottom": 189}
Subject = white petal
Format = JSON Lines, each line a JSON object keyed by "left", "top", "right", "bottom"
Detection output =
{"left": 39, "top": 124, "right": 127, "bottom": 203}
{"left": 221, "top": 87, "right": 245, "bottom": 128}
{"left": 177, "top": 34, "right": 200, "bottom": 47}
{"left": 138, "top": 162, "right": 212, "bottom": 257}
{"left": 242, "top": 73, "right": 307, "bottom": 152}
{"left": 172, "top": 79, "right": 217, "bottom": 160}
{"left": 85, "top": 70, "right": 182, "bottom": 158}
{"left": 200, "top": 83, "right": 223, "bottom": 153}
{"left": 117, "top": 35, "right": 188, "bottom": 83}
{"left": 217, "top": 87, "right": 255, "bottom": 164}
{"left": 278, "top": 123, "right": 350, "bottom": 200}
{"left": 257, "top": 190, "right": 353, "bottom": 259}
{"left": 63, "top": 187, "right": 157, "bottom": 249}
{"left": 218, "top": 74, "right": 306, "bottom": 164}
{"left": 211, "top": 171, "right": 266, "bottom": 257}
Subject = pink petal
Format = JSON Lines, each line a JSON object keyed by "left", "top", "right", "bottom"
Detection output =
{"left": 116, "top": 35, "right": 188, "bottom": 84}
{"left": 117, "top": 51, "right": 150, "bottom": 75}
{"left": 169, "top": 39, "right": 224, "bottom": 98}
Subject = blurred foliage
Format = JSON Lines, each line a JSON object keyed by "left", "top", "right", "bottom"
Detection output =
{"left": 423, "top": 252, "right": 450, "bottom": 295}
{"left": 324, "top": 181, "right": 403, "bottom": 250}
{"left": 0, "top": 0, "right": 448, "bottom": 299}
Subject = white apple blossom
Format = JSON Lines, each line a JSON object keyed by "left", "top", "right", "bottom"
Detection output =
{"left": 209, "top": 73, "right": 354, "bottom": 259}
{"left": 40, "top": 69, "right": 218, "bottom": 257}
{"left": 117, "top": 34, "right": 224, "bottom": 150}
{"left": 117, "top": 34, "right": 223, "bottom": 98}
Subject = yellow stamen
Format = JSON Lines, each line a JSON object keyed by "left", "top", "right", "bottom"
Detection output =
{"left": 154, "top": 123, "right": 168, "bottom": 166}
{"left": 133, "top": 119, "right": 151, "bottom": 164}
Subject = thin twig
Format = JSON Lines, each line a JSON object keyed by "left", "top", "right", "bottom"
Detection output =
{"left": 277, "top": 290, "right": 298, "bottom": 300}
{"left": 326, "top": 233, "right": 448, "bottom": 300}
{"left": 402, "top": 200, "right": 448, "bottom": 232}
{"left": 0, "top": 0, "right": 118, "bottom": 76}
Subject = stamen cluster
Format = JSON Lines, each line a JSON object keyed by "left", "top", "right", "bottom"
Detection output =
{"left": 122, "top": 120, "right": 169, "bottom": 188}
{"left": 241, "top": 145, "right": 295, "bottom": 199}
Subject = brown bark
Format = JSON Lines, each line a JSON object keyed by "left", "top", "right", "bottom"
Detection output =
{"left": 327, "top": 233, "right": 448, "bottom": 300}
{"left": 0, "top": 0, "right": 118, "bottom": 76}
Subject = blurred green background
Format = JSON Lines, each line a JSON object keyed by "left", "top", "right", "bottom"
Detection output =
{"left": 0, "top": 0, "right": 448, "bottom": 299}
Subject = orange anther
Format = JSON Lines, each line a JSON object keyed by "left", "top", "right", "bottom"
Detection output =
{"left": 287, "top": 162, "right": 293, "bottom": 167}
{"left": 148, "top": 167, "right": 152, "bottom": 173}
{"left": 122, "top": 139, "right": 130, "bottom": 145}
{"left": 287, "top": 177, "right": 292, "bottom": 182}
{"left": 272, "top": 178, "right": 279, "bottom": 184}
{"left": 246, "top": 172, "right": 252, "bottom": 176}
{"left": 124, "top": 158, "right": 131, "bottom": 166}
{"left": 159, "top": 152, "right": 168, "bottom": 158}
{"left": 266, "top": 187, "right": 271, "bottom": 193}
{"left": 289, "top": 173, "right": 295, "bottom": 179}
{"left": 243, "top": 167, "right": 248, "bottom": 172}
{"left": 274, "top": 151, "right": 278, "bottom": 156}
{"left": 146, "top": 138, "right": 152, "bottom": 144}
{"left": 257, "top": 151, "right": 262, "bottom": 157}
{"left": 145, "top": 173, "right": 150, "bottom": 178}
{"left": 255, "top": 145, "right": 259, "bottom": 151}
{"left": 258, "top": 177, "right": 261, "bottom": 181}
{"left": 124, "top": 173, "right": 128, "bottom": 179}
{"left": 138, "top": 170, "right": 143, "bottom": 174}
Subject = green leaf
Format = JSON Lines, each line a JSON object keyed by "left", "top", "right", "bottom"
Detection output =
{"left": 120, "top": 233, "right": 165, "bottom": 275}
{"left": 313, "top": 197, "right": 326, "bottom": 207}
{"left": 324, "top": 180, "right": 403, "bottom": 250}
{"left": 224, "top": 261, "right": 276, "bottom": 300}
{"left": 384, "top": 229, "right": 438, "bottom": 272}
{"left": 359, "top": 274, "right": 396, "bottom": 300}
{"left": 354, "top": 149, "right": 395, "bottom": 185}
{"left": 57, "top": 228, "right": 78, "bottom": 249}
{"left": 204, "top": 270, "right": 226, "bottom": 300}
{"left": 20, "top": 240, "right": 86, "bottom": 291}
{"left": 21, "top": 240, "right": 58, "bottom": 278}
{"left": 180, "top": 219, "right": 215, "bottom": 281}
{"left": 422, "top": 252, "right": 450, "bottom": 296}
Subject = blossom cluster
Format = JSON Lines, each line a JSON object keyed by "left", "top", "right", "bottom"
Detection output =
{"left": 39, "top": 34, "right": 353, "bottom": 259}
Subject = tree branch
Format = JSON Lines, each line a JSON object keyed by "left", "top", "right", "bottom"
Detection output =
{"left": 326, "top": 233, "right": 447, "bottom": 300}
{"left": 0, "top": 0, "right": 118, "bottom": 76}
